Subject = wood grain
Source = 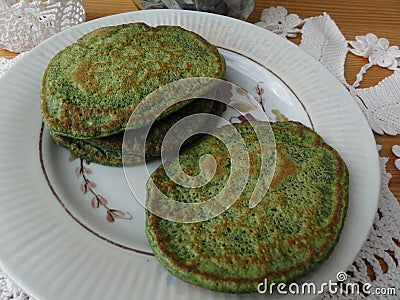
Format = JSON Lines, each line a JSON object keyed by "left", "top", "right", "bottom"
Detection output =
{"left": 1, "top": 0, "right": 399, "bottom": 201}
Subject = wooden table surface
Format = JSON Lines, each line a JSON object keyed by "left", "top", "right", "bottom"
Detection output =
{"left": 1, "top": 0, "right": 399, "bottom": 202}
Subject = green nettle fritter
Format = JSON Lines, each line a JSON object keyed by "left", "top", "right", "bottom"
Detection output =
{"left": 146, "top": 121, "right": 349, "bottom": 294}
{"left": 41, "top": 22, "right": 226, "bottom": 139}
{"left": 50, "top": 99, "right": 225, "bottom": 166}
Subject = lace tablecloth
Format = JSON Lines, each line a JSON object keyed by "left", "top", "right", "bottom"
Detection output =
{"left": 0, "top": 5, "right": 399, "bottom": 300}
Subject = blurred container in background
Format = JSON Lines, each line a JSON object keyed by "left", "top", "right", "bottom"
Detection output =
{"left": 132, "top": 0, "right": 255, "bottom": 20}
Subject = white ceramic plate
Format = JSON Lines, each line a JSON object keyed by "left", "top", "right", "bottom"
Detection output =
{"left": 0, "top": 10, "right": 379, "bottom": 300}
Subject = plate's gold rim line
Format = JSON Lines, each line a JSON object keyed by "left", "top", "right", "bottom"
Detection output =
{"left": 38, "top": 123, "right": 155, "bottom": 257}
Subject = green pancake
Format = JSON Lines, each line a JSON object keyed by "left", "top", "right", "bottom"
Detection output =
{"left": 50, "top": 132, "right": 139, "bottom": 166}
{"left": 145, "top": 121, "right": 349, "bottom": 294}
{"left": 41, "top": 22, "right": 226, "bottom": 139}
{"left": 51, "top": 99, "right": 225, "bottom": 166}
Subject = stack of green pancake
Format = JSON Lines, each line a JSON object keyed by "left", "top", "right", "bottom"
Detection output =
{"left": 41, "top": 22, "right": 226, "bottom": 166}
{"left": 49, "top": 98, "right": 225, "bottom": 166}
{"left": 146, "top": 121, "right": 349, "bottom": 293}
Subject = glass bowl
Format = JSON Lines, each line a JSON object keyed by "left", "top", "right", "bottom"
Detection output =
{"left": 131, "top": 0, "right": 256, "bottom": 20}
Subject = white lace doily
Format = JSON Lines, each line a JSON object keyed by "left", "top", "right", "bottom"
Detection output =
{"left": 0, "top": 0, "right": 86, "bottom": 53}
{"left": 258, "top": 7, "right": 400, "bottom": 299}
{"left": 1, "top": 6, "right": 400, "bottom": 299}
